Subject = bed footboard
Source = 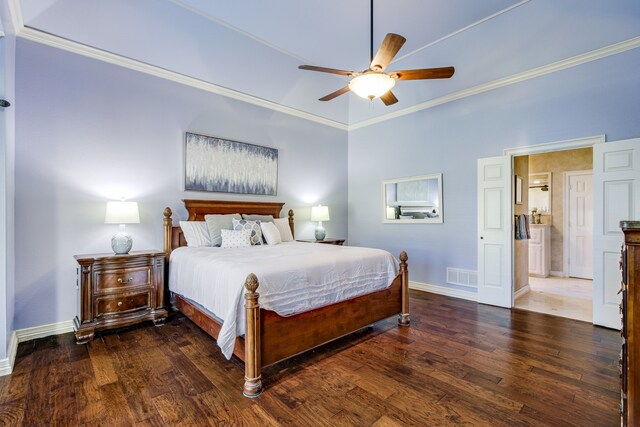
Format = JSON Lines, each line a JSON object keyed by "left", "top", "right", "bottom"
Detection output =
{"left": 241, "top": 251, "right": 409, "bottom": 397}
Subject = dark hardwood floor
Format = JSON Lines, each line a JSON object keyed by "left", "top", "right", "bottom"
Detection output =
{"left": 0, "top": 291, "right": 620, "bottom": 426}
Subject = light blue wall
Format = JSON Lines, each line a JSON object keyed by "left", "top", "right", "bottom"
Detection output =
{"left": 348, "top": 48, "right": 640, "bottom": 289}
{"left": 14, "top": 39, "right": 348, "bottom": 329}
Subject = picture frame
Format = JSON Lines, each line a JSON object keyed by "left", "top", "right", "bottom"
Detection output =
{"left": 184, "top": 132, "right": 278, "bottom": 196}
{"left": 515, "top": 175, "right": 523, "bottom": 205}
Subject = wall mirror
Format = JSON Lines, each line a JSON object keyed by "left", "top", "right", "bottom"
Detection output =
{"left": 383, "top": 173, "right": 443, "bottom": 223}
{"left": 528, "top": 172, "right": 551, "bottom": 214}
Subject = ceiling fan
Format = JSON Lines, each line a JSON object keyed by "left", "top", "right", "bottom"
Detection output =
{"left": 298, "top": 0, "right": 455, "bottom": 106}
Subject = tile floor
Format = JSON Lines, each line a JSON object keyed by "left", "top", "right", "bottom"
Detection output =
{"left": 514, "top": 276, "right": 593, "bottom": 322}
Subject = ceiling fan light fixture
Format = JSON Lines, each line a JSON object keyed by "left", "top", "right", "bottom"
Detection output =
{"left": 348, "top": 73, "right": 396, "bottom": 100}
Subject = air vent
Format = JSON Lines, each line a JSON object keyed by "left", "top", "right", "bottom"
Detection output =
{"left": 446, "top": 267, "right": 478, "bottom": 289}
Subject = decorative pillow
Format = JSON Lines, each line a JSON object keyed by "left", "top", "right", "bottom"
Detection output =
{"left": 260, "top": 221, "right": 282, "bottom": 245}
{"left": 179, "top": 221, "right": 211, "bottom": 247}
{"left": 273, "top": 217, "right": 294, "bottom": 242}
{"left": 232, "top": 219, "right": 263, "bottom": 245}
{"left": 242, "top": 214, "right": 274, "bottom": 223}
{"left": 220, "top": 229, "right": 252, "bottom": 248}
{"left": 204, "top": 213, "right": 242, "bottom": 247}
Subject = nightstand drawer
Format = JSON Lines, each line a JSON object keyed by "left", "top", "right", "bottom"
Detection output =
{"left": 95, "top": 267, "right": 151, "bottom": 293}
{"left": 95, "top": 291, "right": 150, "bottom": 317}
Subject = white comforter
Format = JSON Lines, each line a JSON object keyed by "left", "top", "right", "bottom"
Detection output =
{"left": 169, "top": 242, "right": 398, "bottom": 358}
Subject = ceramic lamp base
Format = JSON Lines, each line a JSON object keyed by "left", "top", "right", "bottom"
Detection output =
{"left": 315, "top": 225, "right": 326, "bottom": 241}
{"left": 111, "top": 231, "right": 133, "bottom": 254}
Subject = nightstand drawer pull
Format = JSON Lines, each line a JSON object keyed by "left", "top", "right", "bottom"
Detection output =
{"left": 117, "top": 301, "right": 123, "bottom": 307}
{"left": 117, "top": 277, "right": 133, "bottom": 284}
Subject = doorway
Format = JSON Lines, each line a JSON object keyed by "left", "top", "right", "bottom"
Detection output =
{"left": 513, "top": 149, "right": 594, "bottom": 322}
{"left": 477, "top": 136, "right": 640, "bottom": 328}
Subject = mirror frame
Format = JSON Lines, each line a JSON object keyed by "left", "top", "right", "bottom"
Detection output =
{"left": 528, "top": 172, "right": 552, "bottom": 214}
{"left": 382, "top": 173, "right": 444, "bottom": 224}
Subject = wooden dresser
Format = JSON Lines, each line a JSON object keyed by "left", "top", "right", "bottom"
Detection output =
{"left": 621, "top": 221, "right": 640, "bottom": 425}
{"left": 74, "top": 250, "right": 168, "bottom": 343}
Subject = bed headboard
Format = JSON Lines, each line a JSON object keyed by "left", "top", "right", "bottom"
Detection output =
{"left": 163, "top": 199, "right": 295, "bottom": 258}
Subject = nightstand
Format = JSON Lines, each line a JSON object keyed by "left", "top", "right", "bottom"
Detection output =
{"left": 74, "top": 250, "right": 168, "bottom": 343}
{"left": 296, "top": 238, "right": 345, "bottom": 246}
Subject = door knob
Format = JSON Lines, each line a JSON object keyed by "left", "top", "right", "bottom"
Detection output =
{"left": 480, "top": 236, "right": 484, "bottom": 239}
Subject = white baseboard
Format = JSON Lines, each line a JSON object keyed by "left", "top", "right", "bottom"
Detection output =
{"left": 0, "top": 332, "right": 18, "bottom": 376}
{"left": 15, "top": 320, "right": 75, "bottom": 343}
{"left": 0, "top": 320, "right": 75, "bottom": 376}
{"left": 410, "top": 281, "right": 478, "bottom": 302}
{"left": 514, "top": 284, "right": 531, "bottom": 300}
{"left": 550, "top": 270, "right": 566, "bottom": 277}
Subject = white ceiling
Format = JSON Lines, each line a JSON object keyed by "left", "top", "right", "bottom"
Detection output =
{"left": 14, "top": 0, "right": 640, "bottom": 127}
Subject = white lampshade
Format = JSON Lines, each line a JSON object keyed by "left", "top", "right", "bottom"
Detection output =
{"left": 105, "top": 201, "right": 140, "bottom": 224}
{"left": 310, "top": 205, "right": 330, "bottom": 222}
{"left": 348, "top": 73, "right": 396, "bottom": 100}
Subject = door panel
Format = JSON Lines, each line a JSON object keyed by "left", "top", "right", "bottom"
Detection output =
{"left": 477, "top": 156, "right": 512, "bottom": 308}
{"left": 568, "top": 173, "right": 593, "bottom": 279}
{"left": 593, "top": 138, "right": 640, "bottom": 328}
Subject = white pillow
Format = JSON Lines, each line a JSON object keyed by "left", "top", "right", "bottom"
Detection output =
{"left": 232, "top": 219, "right": 263, "bottom": 245}
{"left": 260, "top": 221, "right": 282, "bottom": 245}
{"left": 274, "top": 217, "right": 293, "bottom": 242}
{"left": 220, "top": 229, "right": 251, "bottom": 248}
{"left": 179, "top": 221, "right": 212, "bottom": 247}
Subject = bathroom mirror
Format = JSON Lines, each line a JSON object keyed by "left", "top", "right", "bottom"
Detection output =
{"left": 383, "top": 173, "right": 443, "bottom": 223}
{"left": 528, "top": 172, "right": 552, "bottom": 214}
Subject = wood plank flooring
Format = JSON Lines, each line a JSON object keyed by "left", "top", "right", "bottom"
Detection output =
{"left": 0, "top": 291, "right": 620, "bottom": 426}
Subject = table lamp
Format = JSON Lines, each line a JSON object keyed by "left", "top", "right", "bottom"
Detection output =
{"left": 105, "top": 200, "right": 140, "bottom": 254}
{"left": 310, "top": 205, "right": 330, "bottom": 241}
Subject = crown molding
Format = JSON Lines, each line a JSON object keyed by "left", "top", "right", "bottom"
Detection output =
{"left": 6, "top": 0, "right": 22, "bottom": 35}
{"left": 16, "top": 25, "right": 349, "bottom": 131}
{"left": 503, "top": 134, "right": 605, "bottom": 156}
{"left": 349, "top": 35, "right": 640, "bottom": 131}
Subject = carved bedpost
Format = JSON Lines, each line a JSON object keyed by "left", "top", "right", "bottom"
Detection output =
{"left": 163, "top": 207, "right": 173, "bottom": 262}
{"left": 243, "top": 273, "right": 262, "bottom": 397}
{"left": 288, "top": 209, "right": 295, "bottom": 238}
{"left": 398, "top": 251, "right": 410, "bottom": 326}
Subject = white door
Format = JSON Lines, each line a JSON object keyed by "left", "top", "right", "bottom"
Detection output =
{"left": 477, "top": 156, "right": 512, "bottom": 308}
{"left": 593, "top": 138, "right": 640, "bottom": 328}
{"left": 568, "top": 172, "right": 593, "bottom": 279}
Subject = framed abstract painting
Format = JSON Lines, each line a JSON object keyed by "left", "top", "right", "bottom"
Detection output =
{"left": 185, "top": 132, "right": 278, "bottom": 196}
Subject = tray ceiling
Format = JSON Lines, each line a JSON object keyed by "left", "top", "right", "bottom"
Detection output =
{"left": 15, "top": 0, "right": 640, "bottom": 128}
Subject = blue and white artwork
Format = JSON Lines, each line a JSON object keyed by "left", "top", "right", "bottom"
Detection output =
{"left": 185, "top": 132, "right": 278, "bottom": 195}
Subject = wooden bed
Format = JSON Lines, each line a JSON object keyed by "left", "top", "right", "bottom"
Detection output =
{"left": 163, "top": 199, "right": 409, "bottom": 397}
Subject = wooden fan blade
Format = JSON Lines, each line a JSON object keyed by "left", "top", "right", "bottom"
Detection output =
{"left": 380, "top": 91, "right": 398, "bottom": 106}
{"left": 319, "top": 86, "right": 350, "bottom": 101}
{"left": 370, "top": 33, "right": 406, "bottom": 72}
{"left": 390, "top": 67, "right": 455, "bottom": 80}
{"left": 299, "top": 65, "right": 354, "bottom": 76}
